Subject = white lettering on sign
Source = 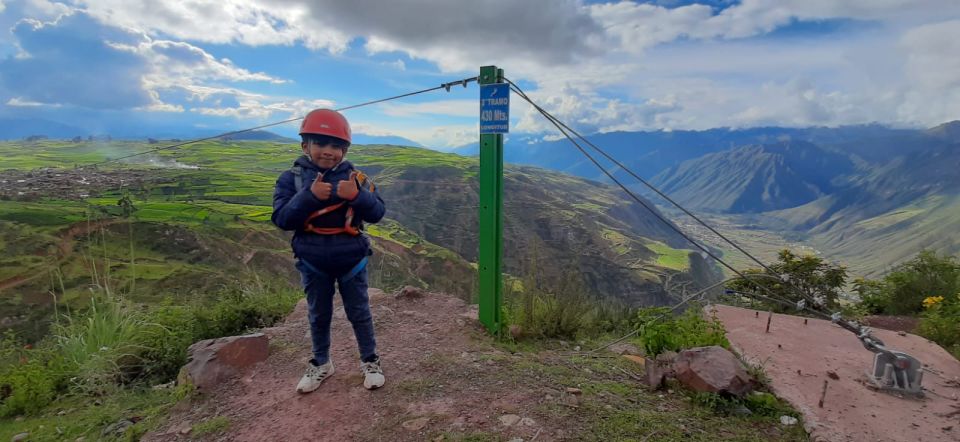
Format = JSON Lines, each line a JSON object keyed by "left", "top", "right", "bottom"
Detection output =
{"left": 479, "top": 83, "right": 510, "bottom": 134}
{"left": 481, "top": 98, "right": 509, "bottom": 106}
{"left": 480, "top": 109, "right": 508, "bottom": 122}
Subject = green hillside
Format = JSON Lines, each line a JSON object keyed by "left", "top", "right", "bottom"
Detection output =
{"left": 0, "top": 140, "right": 714, "bottom": 341}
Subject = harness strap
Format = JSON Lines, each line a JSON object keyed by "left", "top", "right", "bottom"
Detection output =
{"left": 342, "top": 256, "right": 368, "bottom": 283}
{"left": 298, "top": 257, "right": 368, "bottom": 283}
{"left": 300, "top": 170, "right": 363, "bottom": 236}
{"left": 297, "top": 258, "right": 326, "bottom": 278}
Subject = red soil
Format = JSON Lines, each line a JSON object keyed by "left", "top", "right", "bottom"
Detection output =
{"left": 711, "top": 305, "right": 960, "bottom": 442}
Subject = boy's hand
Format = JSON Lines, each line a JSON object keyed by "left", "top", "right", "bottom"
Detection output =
{"left": 337, "top": 176, "right": 359, "bottom": 201}
{"left": 310, "top": 175, "right": 332, "bottom": 200}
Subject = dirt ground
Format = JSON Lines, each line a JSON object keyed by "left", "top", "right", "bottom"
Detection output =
{"left": 144, "top": 289, "right": 559, "bottom": 442}
{"left": 711, "top": 305, "right": 960, "bottom": 442}
{"left": 143, "top": 291, "right": 807, "bottom": 442}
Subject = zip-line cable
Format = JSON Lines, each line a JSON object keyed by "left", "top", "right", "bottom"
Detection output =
{"left": 506, "top": 79, "right": 847, "bottom": 325}
{"left": 504, "top": 78, "right": 785, "bottom": 280}
{"left": 506, "top": 81, "right": 834, "bottom": 322}
{"left": 81, "top": 76, "right": 479, "bottom": 169}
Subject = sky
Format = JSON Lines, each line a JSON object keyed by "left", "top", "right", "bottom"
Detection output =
{"left": 0, "top": 0, "right": 959, "bottom": 149}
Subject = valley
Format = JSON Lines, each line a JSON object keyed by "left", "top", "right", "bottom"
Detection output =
{"left": 0, "top": 139, "right": 711, "bottom": 341}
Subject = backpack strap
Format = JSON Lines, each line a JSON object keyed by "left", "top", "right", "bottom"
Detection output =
{"left": 291, "top": 165, "right": 303, "bottom": 192}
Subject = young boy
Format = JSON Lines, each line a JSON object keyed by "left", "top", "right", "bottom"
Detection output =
{"left": 271, "top": 108, "right": 386, "bottom": 393}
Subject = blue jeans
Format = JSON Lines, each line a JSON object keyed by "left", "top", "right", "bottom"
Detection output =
{"left": 295, "top": 259, "right": 377, "bottom": 364}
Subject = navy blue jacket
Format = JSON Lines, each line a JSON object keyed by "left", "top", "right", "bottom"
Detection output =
{"left": 272, "top": 156, "right": 385, "bottom": 275}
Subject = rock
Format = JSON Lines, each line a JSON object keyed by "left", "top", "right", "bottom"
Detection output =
{"left": 395, "top": 285, "right": 425, "bottom": 299}
{"left": 645, "top": 353, "right": 677, "bottom": 389}
{"left": 780, "top": 415, "right": 798, "bottom": 426}
{"left": 179, "top": 425, "right": 192, "bottom": 435}
{"left": 499, "top": 414, "right": 522, "bottom": 426}
{"left": 460, "top": 305, "right": 479, "bottom": 321}
{"left": 673, "top": 346, "right": 754, "bottom": 397}
{"left": 11, "top": 433, "right": 28, "bottom": 442}
{"left": 508, "top": 439, "right": 524, "bottom": 442}
{"left": 178, "top": 333, "right": 269, "bottom": 392}
{"left": 151, "top": 381, "right": 175, "bottom": 390}
{"left": 827, "top": 370, "right": 840, "bottom": 380}
{"left": 608, "top": 342, "right": 641, "bottom": 355}
{"left": 102, "top": 419, "right": 135, "bottom": 436}
{"left": 401, "top": 417, "right": 431, "bottom": 431}
{"left": 519, "top": 417, "right": 536, "bottom": 427}
{"left": 565, "top": 387, "right": 582, "bottom": 395}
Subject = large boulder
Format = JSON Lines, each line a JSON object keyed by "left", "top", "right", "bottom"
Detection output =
{"left": 178, "top": 333, "right": 269, "bottom": 392}
{"left": 673, "top": 346, "right": 754, "bottom": 397}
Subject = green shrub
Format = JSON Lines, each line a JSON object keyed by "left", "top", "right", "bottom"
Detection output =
{"left": 852, "top": 277, "right": 891, "bottom": 315}
{"left": 883, "top": 251, "right": 960, "bottom": 315}
{"left": 635, "top": 306, "right": 729, "bottom": 356}
{"left": 917, "top": 294, "right": 960, "bottom": 359}
{"left": 0, "top": 334, "right": 72, "bottom": 417}
{"left": 0, "top": 357, "right": 63, "bottom": 416}
{"left": 53, "top": 295, "right": 154, "bottom": 395}
{"left": 0, "top": 277, "right": 300, "bottom": 419}
{"left": 135, "top": 302, "right": 202, "bottom": 382}
{"left": 727, "top": 250, "right": 847, "bottom": 313}
{"left": 690, "top": 390, "right": 798, "bottom": 418}
{"left": 136, "top": 283, "right": 300, "bottom": 382}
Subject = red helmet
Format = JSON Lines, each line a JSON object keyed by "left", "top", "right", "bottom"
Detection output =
{"left": 299, "top": 109, "right": 351, "bottom": 144}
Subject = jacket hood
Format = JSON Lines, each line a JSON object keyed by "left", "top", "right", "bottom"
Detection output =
{"left": 294, "top": 155, "right": 354, "bottom": 174}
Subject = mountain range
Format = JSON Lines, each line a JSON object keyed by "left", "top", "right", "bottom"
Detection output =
{"left": 0, "top": 117, "right": 423, "bottom": 148}
{"left": 456, "top": 121, "right": 960, "bottom": 277}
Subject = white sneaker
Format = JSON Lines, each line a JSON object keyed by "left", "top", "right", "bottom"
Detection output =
{"left": 361, "top": 357, "right": 385, "bottom": 390}
{"left": 296, "top": 359, "right": 334, "bottom": 394}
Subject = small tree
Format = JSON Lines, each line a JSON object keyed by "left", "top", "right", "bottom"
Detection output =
{"left": 882, "top": 250, "right": 960, "bottom": 315}
{"left": 727, "top": 249, "right": 847, "bottom": 313}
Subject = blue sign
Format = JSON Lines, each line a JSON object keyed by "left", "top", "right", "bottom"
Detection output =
{"left": 480, "top": 83, "right": 509, "bottom": 134}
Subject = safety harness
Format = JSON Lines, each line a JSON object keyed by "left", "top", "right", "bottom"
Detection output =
{"left": 291, "top": 164, "right": 374, "bottom": 281}
{"left": 291, "top": 165, "right": 374, "bottom": 237}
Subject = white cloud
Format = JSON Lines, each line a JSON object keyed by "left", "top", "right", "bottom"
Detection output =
{"left": 70, "top": 0, "right": 351, "bottom": 52}
{"left": 5, "top": 0, "right": 960, "bottom": 142}
{"left": 6, "top": 96, "right": 57, "bottom": 107}
{"left": 896, "top": 20, "right": 960, "bottom": 125}
{"left": 378, "top": 99, "right": 476, "bottom": 118}
{"left": 354, "top": 121, "right": 477, "bottom": 148}
{"left": 384, "top": 59, "right": 405, "bottom": 71}
{"left": 0, "top": 10, "right": 300, "bottom": 120}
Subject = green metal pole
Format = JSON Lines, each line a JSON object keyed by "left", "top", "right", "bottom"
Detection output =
{"left": 478, "top": 65, "right": 504, "bottom": 335}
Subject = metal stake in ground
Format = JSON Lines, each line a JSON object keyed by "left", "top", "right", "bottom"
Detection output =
{"left": 766, "top": 310, "right": 773, "bottom": 333}
{"left": 818, "top": 379, "right": 829, "bottom": 408}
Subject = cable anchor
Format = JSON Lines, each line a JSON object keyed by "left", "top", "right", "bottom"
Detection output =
{"left": 442, "top": 76, "right": 478, "bottom": 92}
